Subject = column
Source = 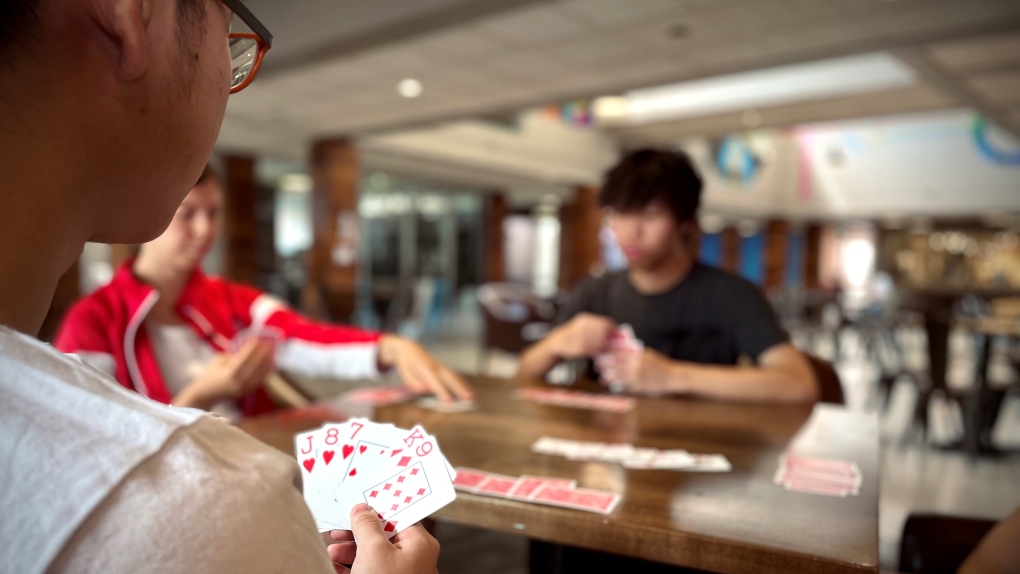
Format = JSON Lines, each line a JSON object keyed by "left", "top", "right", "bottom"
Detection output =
{"left": 763, "top": 219, "right": 789, "bottom": 291}
{"left": 558, "top": 186, "right": 601, "bottom": 291}
{"left": 309, "top": 138, "right": 360, "bottom": 322}
{"left": 223, "top": 155, "right": 258, "bottom": 284}
{"left": 804, "top": 223, "right": 823, "bottom": 289}
{"left": 485, "top": 193, "right": 507, "bottom": 284}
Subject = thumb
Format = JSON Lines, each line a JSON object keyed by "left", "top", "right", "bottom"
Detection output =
{"left": 349, "top": 504, "right": 389, "bottom": 549}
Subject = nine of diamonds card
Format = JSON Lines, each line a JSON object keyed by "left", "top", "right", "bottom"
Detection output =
{"left": 295, "top": 419, "right": 457, "bottom": 536}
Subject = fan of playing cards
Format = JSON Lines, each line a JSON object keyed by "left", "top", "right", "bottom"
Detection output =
{"left": 296, "top": 419, "right": 456, "bottom": 536}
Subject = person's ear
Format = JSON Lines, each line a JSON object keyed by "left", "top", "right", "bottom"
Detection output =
{"left": 89, "top": 0, "right": 152, "bottom": 82}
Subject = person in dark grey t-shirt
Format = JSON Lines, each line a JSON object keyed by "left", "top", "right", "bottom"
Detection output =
{"left": 518, "top": 149, "right": 818, "bottom": 404}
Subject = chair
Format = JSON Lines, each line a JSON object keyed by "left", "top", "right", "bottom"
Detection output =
{"left": 898, "top": 513, "right": 996, "bottom": 573}
{"left": 477, "top": 283, "right": 557, "bottom": 373}
{"left": 804, "top": 353, "right": 845, "bottom": 405}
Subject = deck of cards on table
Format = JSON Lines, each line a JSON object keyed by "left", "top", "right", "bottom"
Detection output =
{"left": 516, "top": 388, "right": 636, "bottom": 413}
{"left": 773, "top": 453, "right": 862, "bottom": 497}
{"left": 532, "top": 437, "right": 732, "bottom": 472}
{"left": 296, "top": 419, "right": 457, "bottom": 535}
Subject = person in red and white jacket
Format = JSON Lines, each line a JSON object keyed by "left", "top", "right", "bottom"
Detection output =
{"left": 55, "top": 167, "right": 473, "bottom": 419}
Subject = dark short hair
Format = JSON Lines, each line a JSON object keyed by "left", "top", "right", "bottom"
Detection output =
{"left": 599, "top": 148, "right": 703, "bottom": 224}
{"left": 0, "top": 0, "right": 40, "bottom": 61}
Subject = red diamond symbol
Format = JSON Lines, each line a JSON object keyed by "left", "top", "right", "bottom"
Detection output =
{"left": 397, "top": 456, "right": 412, "bottom": 467}
{"left": 384, "top": 521, "right": 396, "bottom": 533}
{"left": 405, "top": 496, "right": 412, "bottom": 503}
{"left": 391, "top": 504, "right": 399, "bottom": 511}
{"left": 397, "top": 476, "right": 406, "bottom": 483}
{"left": 393, "top": 490, "right": 402, "bottom": 497}
{"left": 417, "top": 488, "right": 426, "bottom": 495}
{"left": 369, "top": 490, "right": 379, "bottom": 498}
{"left": 410, "top": 468, "right": 419, "bottom": 476}
{"left": 383, "top": 483, "right": 392, "bottom": 490}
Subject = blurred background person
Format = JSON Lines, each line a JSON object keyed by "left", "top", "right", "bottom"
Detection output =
{"left": 56, "top": 166, "right": 473, "bottom": 420}
{"left": 518, "top": 149, "right": 818, "bottom": 404}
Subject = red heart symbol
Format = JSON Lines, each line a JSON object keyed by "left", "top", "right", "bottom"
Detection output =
{"left": 349, "top": 468, "right": 357, "bottom": 477}
{"left": 302, "top": 458, "right": 315, "bottom": 473}
{"left": 359, "top": 445, "right": 367, "bottom": 454}
{"left": 342, "top": 445, "right": 354, "bottom": 459}
{"left": 323, "top": 451, "right": 335, "bottom": 465}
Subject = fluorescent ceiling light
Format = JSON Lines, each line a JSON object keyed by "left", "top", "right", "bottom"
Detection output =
{"left": 606, "top": 52, "right": 917, "bottom": 125}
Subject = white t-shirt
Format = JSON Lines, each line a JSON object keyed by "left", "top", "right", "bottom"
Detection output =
{"left": 146, "top": 321, "right": 241, "bottom": 421}
{"left": 0, "top": 326, "right": 335, "bottom": 574}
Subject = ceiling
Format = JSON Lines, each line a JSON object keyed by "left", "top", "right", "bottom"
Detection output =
{"left": 216, "top": 0, "right": 1020, "bottom": 205}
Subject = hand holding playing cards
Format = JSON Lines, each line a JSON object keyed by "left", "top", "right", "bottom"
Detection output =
{"left": 327, "top": 504, "right": 439, "bottom": 574}
{"left": 172, "top": 338, "right": 274, "bottom": 409}
{"left": 551, "top": 313, "right": 617, "bottom": 359}
{"left": 378, "top": 334, "right": 473, "bottom": 403}
{"left": 600, "top": 347, "right": 678, "bottom": 397}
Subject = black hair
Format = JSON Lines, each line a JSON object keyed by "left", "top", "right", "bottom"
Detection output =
{"left": 599, "top": 148, "right": 703, "bottom": 224}
{"left": 0, "top": 0, "right": 40, "bottom": 61}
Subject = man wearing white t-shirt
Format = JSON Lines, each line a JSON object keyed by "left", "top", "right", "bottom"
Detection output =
{"left": 0, "top": 1, "right": 439, "bottom": 573}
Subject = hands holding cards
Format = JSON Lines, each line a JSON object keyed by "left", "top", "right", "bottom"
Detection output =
{"left": 297, "top": 419, "right": 456, "bottom": 534}
{"left": 377, "top": 334, "right": 474, "bottom": 403}
{"left": 324, "top": 505, "right": 439, "bottom": 574}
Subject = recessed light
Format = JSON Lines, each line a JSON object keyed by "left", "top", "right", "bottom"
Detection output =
{"left": 398, "top": 78, "right": 423, "bottom": 98}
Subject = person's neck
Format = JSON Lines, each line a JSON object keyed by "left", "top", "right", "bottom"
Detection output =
{"left": 133, "top": 252, "right": 192, "bottom": 323}
{"left": 627, "top": 248, "right": 695, "bottom": 295}
{"left": 0, "top": 101, "right": 90, "bottom": 335}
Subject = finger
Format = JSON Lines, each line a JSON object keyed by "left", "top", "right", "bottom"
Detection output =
{"left": 349, "top": 504, "right": 389, "bottom": 551}
{"left": 329, "top": 530, "right": 354, "bottom": 542}
{"left": 389, "top": 521, "right": 432, "bottom": 546}
{"left": 415, "top": 363, "right": 452, "bottom": 403}
{"left": 332, "top": 562, "right": 351, "bottom": 574}
{"left": 400, "top": 372, "right": 429, "bottom": 394}
{"left": 440, "top": 368, "right": 474, "bottom": 401}
{"left": 327, "top": 541, "right": 357, "bottom": 565}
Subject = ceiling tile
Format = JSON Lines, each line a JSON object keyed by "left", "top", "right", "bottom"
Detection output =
{"left": 927, "top": 32, "right": 1020, "bottom": 71}
{"left": 477, "top": 5, "right": 592, "bottom": 44}
{"left": 967, "top": 71, "right": 1020, "bottom": 104}
{"left": 556, "top": 0, "right": 687, "bottom": 26}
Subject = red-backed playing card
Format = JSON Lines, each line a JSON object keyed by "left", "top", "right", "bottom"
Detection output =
{"left": 475, "top": 474, "right": 517, "bottom": 497}
{"left": 530, "top": 485, "right": 620, "bottom": 514}
{"left": 507, "top": 476, "right": 577, "bottom": 500}
{"left": 452, "top": 468, "right": 491, "bottom": 492}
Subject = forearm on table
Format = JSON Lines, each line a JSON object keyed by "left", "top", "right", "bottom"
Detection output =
{"left": 517, "top": 337, "right": 563, "bottom": 382}
{"left": 664, "top": 361, "right": 818, "bottom": 404}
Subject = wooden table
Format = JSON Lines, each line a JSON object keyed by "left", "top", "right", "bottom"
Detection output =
{"left": 241, "top": 377, "right": 879, "bottom": 574}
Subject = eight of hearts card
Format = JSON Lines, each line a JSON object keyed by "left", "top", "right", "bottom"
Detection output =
{"left": 295, "top": 419, "right": 456, "bottom": 535}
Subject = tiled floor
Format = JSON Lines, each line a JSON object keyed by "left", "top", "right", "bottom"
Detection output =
{"left": 420, "top": 324, "right": 1020, "bottom": 573}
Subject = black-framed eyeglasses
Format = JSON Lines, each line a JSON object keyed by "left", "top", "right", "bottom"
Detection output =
{"left": 221, "top": 0, "right": 273, "bottom": 94}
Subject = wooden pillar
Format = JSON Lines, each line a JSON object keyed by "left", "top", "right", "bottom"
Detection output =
{"left": 558, "top": 186, "right": 601, "bottom": 290}
{"left": 485, "top": 193, "right": 507, "bottom": 283}
{"left": 39, "top": 257, "right": 81, "bottom": 343}
{"left": 309, "top": 138, "right": 359, "bottom": 322}
{"left": 223, "top": 155, "right": 258, "bottom": 284}
{"left": 721, "top": 226, "right": 740, "bottom": 273}
{"left": 763, "top": 219, "right": 789, "bottom": 290}
{"left": 804, "top": 223, "right": 823, "bottom": 289}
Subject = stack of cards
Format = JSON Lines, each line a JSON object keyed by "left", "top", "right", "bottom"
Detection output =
{"left": 773, "top": 453, "right": 862, "bottom": 497}
{"left": 596, "top": 324, "right": 644, "bottom": 393}
{"left": 517, "top": 388, "right": 636, "bottom": 413}
{"left": 336, "top": 386, "right": 416, "bottom": 407}
{"left": 532, "top": 437, "right": 732, "bottom": 472}
{"left": 453, "top": 468, "right": 620, "bottom": 515}
{"left": 296, "top": 419, "right": 457, "bottom": 535}
{"left": 416, "top": 397, "right": 478, "bottom": 413}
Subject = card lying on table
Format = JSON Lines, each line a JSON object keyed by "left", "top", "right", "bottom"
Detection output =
{"left": 773, "top": 453, "right": 862, "bottom": 497}
{"left": 296, "top": 419, "right": 457, "bottom": 535}
{"left": 453, "top": 467, "right": 618, "bottom": 515}
{"left": 517, "top": 388, "right": 636, "bottom": 413}
{"left": 531, "top": 437, "right": 733, "bottom": 472}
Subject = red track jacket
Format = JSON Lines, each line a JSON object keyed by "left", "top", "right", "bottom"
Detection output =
{"left": 55, "top": 261, "right": 381, "bottom": 417}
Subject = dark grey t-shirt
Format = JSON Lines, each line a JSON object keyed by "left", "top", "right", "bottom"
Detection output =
{"left": 558, "top": 263, "right": 788, "bottom": 366}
